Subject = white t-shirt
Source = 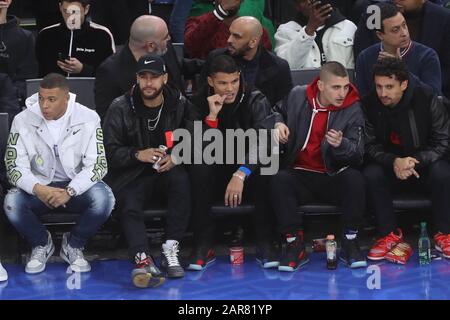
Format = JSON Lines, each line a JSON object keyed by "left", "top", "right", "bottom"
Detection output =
{"left": 43, "top": 106, "right": 72, "bottom": 182}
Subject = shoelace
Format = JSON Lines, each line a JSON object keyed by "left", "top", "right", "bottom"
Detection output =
{"left": 164, "top": 243, "right": 180, "bottom": 267}
{"left": 436, "top": 234, "right": 450, "bottom": 246}
{"left": 375, "top": 233, "right": 399, "bottom": 248}
{"left": 31, "top": 246, "right": 48, "bottom": 263}
{"left": 67, "top": 245, "right": 85, "bottom": 263}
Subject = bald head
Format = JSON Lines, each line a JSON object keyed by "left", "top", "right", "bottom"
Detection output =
{"left": 130, "top": 15, "right": 168, "bottom": 44}
{"left": 231, "top": 16, "right": 263, "bottom": 39}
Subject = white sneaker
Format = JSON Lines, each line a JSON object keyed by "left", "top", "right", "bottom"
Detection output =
{"left": 0, "top": 261, "right": 7, "bottom": 282}
{"left": 25, "top": 231, "right": 55, "bottom": 274}
{"left": 161, "top": 240, "right": 184, "bottom": 278}
{"left": 60, "top": 232, "right": 91, "bottom": 273}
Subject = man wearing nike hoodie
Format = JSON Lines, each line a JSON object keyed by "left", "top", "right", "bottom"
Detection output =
{"left": 264, "top": 61, "right": 367, "bottom": 271}
{"left": 3, "top": 73, "right": 115, "bottom": 275}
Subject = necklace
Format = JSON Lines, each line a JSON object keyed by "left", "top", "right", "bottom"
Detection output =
{"left": 147, "top": 97, "right": 164, "bottom": 131}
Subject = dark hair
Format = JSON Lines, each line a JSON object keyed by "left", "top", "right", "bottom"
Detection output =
{"left": 61, "top": 0, "right": 90, "bottom": 7}
{"left": 320, "top": 61, "right": 348, "bottom": 78}
{"left": 377, "top": 2, "right": 400, "bottom": 33}
{"left": 40, "top": 73, "right": 69, "bottom": 91}
{"left": 372, "top": 57, "right": 409, "bottom": 83}
{"left": 208, "top": 55, "right": 240, "bottom": 76}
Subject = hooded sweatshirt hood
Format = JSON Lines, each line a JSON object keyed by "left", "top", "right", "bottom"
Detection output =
{"left": 294, "top": 77, "right": 360, "bottom": 172}
{"left": 25, "top": 91, "right": 76, "bottom": 121}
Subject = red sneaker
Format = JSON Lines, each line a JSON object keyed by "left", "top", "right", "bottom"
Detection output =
{"left": 434, "top": 232, "right": 450, "bottom": 259}
{"left": 367, "top": 229, "right": 403, "bottom": 261}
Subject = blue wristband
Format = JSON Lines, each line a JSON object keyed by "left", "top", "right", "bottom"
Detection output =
{"left": 238, "top": 166, "right": 252, "bottom": 177}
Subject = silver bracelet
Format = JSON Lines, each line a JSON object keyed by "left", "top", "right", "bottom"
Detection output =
{"left": 233, "top": 173, "right": 245, "bottom": 181}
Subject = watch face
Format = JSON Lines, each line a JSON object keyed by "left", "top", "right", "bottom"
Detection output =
{"left": 66, "top": 187, "right": 76, "bottom": 197}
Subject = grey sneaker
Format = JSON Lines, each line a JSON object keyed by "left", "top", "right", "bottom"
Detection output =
{"left": 161, "top": 240, "right": 184, "bottom": 278}
{"left": 60, "top": 232, "right": 91, "bottom": 273}
{"left": 0, "top": 261, "right": 7, "bottom": 282}
{"left": 26, "top": 231, "right": 54, "bottom": 274}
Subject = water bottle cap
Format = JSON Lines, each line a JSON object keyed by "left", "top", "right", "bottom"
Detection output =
{"left": 421, "top": 222, "right": 427, "bottom": 228}
{"left": 326, "top": 234, "right": 335, "bottom": 240}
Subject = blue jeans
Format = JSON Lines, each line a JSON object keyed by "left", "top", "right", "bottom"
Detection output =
{"left": 4, "top": 182, "right": 115, "bottom": 249}
{"left": 169, "top": 0, "right": 193, "bottom": 43}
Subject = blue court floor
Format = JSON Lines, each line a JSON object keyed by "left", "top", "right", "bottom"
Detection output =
{"left": 1, "top": 251, "right": 449, "bottom": 300}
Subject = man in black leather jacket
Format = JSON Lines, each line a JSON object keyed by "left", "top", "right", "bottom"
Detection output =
{"left": 363, "top": 57, "right": 450, "bottom": 261}
{"left": 186, "top": 54, "right": 278, "bottom": 271}
{"left": 102, "top": 54, "right": 198, "bottom": 288}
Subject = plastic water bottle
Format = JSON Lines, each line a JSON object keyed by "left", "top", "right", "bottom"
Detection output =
{"left": 326, "top": 234, "right": 337, "bottom": 270}
{"left": 418, "top": 222, "right": 431, "bottom": 265}
{"left": 152, "top": 145, "right": 168, "bottom": 170}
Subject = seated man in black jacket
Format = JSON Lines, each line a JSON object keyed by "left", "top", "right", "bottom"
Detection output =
{"left": 186, "top": 54, "right": 277, "bottom": 271}
{"left": 200, "top": 16, "right": 292, "bottom": 106}
{"left": 263, "top": 61, "right": 367, "bottom": 271}
{"left": 363, "top": 57, "right": 450, "bottom": 261}
{"left": 103, "top": 54, "right": 197, "bottom": 288}
{"left": 35, "top": 0, "right": 115, "bottom": 78}
{"left": 95, "top": 14, "right": 202, "bottom": 120}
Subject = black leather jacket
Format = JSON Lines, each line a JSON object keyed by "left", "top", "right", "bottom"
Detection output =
{"left": 363, "top": 79, "right": 450, "bottom": 169}
{"left": 102, "top": 85, "right": 199, "bottom": 192}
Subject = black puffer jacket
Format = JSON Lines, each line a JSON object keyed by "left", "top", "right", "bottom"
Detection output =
{"left": 363, "top": 78, "right": 450, "bottom": 169}
{"left": 102, "top": 85, "right": 198, "bottom": 192}
{"left": 192, "top": 80, "right": 275, "bottom": 173}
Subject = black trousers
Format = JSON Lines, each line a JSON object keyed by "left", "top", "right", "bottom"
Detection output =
{"left": 117, "top": 166, "right": 191, "bottom": 257}
{"left": 363, "top": 160, "right": 450, "bottom": 236}
{"left": 267, "top": 167, "right": 366, "bottom": 235}
{"left": 189, "top": 164, "right": 255, "bottom": 245}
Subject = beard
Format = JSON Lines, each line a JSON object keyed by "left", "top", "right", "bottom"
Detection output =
{"left": 229, "top": 43, "right": 252, "bottom": 57}
{"left": 141, "top": 85, "right": 164, "bottom": 101}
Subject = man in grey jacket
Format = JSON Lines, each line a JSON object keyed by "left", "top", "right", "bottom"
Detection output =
{"left": 3, "top": 73, "right": 115, "bottom": 275}
{"left": 258, "top": 61, "right": 367, "bottom": 272}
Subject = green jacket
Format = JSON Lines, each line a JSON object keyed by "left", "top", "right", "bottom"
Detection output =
{"left": 190, "top": 0, "right": 275, "bottom": 47}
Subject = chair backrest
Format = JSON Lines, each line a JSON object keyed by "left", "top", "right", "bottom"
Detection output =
{"left": 26, "top": 77, "right": 96, "bottom": 110}
{"left": 0, "top": 113, "right": 9, "bottom": 172}
{"left": 291, "top": 68, "right": 356, "bottom": 87}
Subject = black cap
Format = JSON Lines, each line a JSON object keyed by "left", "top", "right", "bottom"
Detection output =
{"left": 136, "top": 54, "right": 166, "bottom": 76}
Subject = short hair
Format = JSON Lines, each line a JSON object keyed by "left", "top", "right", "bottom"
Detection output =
{"left": 208, "top": 55, "right": 240, "bottom": 76}
{"left": 320, "top": 61, "right": 348, "bottom": 80}
{"left": 60, "top": 0, "right": 90, "bottom": 7}
{"left": 372, "top": 57, "right": 409, "bottom": 83}
{"left": 377, "top": 2, "right": 400, "bottom": 33}
{"left": 40, "top": 73, "right": 69, "bottom": 91}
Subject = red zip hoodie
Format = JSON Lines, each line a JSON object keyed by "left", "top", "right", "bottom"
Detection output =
{"left": 294, "top": 77, "right": 360, "bottom": 172}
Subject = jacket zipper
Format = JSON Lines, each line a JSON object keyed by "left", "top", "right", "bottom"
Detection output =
{"left": 408, "top": 110, "right": 420, "bottom": 148}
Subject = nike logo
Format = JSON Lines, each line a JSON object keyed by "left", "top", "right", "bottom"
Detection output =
{"left": 72, "top": 129, "right": 81, "bottom": 135}
{"left": 144, "top": 60, "right": 155, "bottom": 65}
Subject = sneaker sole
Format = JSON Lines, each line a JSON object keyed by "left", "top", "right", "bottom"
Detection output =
{"left": 132, "top": 272, "right": 166, "bottom": 288}
{"left": 187, "top": 258, "right": 216, "bottom": 271}
{"left": 25, "top": 244, "right": 55, "bottom": 274}
{"left": 255, "top": 259, "right": 280, "bottom": 269}
{"left": 367, "top": 255, "right": 385, "bottom": 261}
{"left": 59, "top": 251, "right": 91, "bottom": 273}
{"left": 435, "top": 245, "right": 450, "bottom": 259}
{"left": 339, "top": 256, "right": 368, "bottom": 269}
{"left": 278, "top": 258, "right": 309, "bottom": 272}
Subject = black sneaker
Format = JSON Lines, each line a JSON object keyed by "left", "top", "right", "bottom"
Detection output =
{"left": 340, "top": 236, "right": 368, "bottom": 269}
{"left": 131, "top": 252, "right": 166, "bottom": 288}
{"left": 161, "top": 240, "right": 184, "bottom": 278}
{"left": 255, "top": 242, "right": 280, "bottom": 269}
{"left": 186, "top": 246, "right": 216, "bottom": 271}
{"left": 278, "top": 231, "right": 309, "bottom": 272}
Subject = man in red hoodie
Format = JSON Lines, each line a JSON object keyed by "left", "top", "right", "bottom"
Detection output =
{"left": 262, "top": 61, "right": 367, "bottom": 271}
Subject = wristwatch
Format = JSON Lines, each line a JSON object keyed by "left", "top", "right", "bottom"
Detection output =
{"left": 65, "top": 186, "right": 77, "bottom": 197}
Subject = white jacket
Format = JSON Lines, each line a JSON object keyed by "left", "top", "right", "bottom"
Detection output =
{"left": 275, "top": 19, "right": 356, "bottom": 69}
{"left": 5, "top": 92, "right": 107, "bottom": 196}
